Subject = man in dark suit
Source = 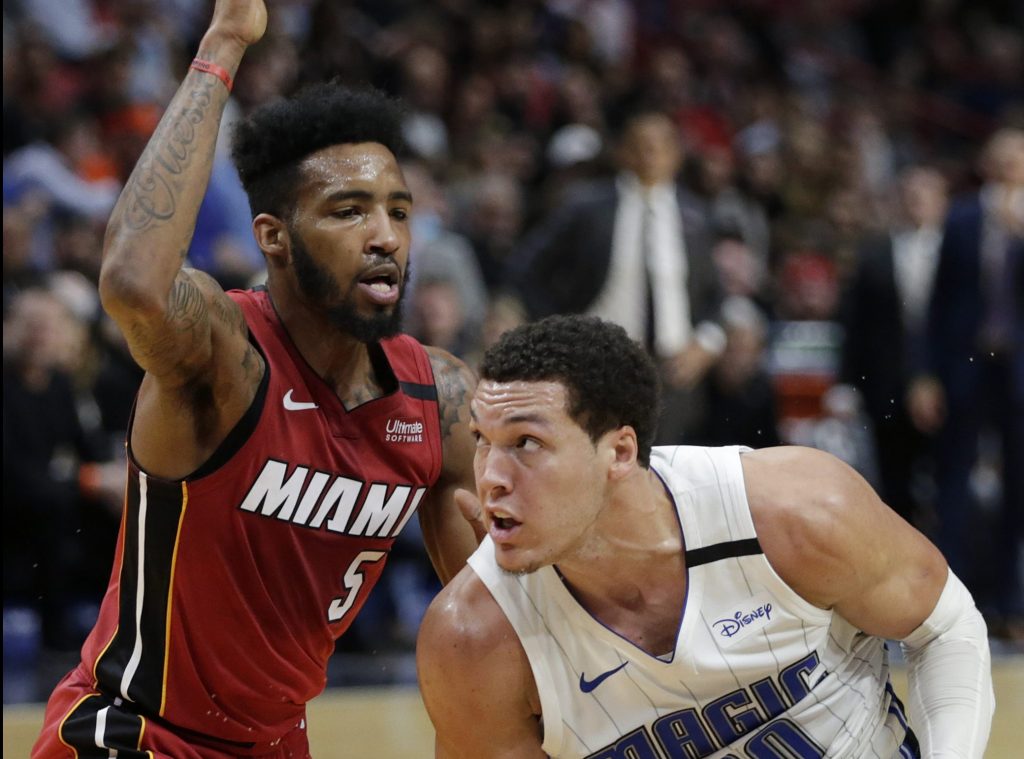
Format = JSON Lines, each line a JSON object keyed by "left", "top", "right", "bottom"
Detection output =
{"left": 840, "top": 166, "right": 948, "bottom": 525}
{"left": 513, "top": 109, "right": 722, "bottom": 443}
{"left": 918, "top": 128, "right": 1024, "bottom": 636}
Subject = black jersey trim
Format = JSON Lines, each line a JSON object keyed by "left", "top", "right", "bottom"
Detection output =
{"left": 399, "top": 380, "right": 438, "bottom": 401}
{"left": 686, "top": 537, "right": 763, "bottom": 568}
{"left": 368, "top": 341, "right": 400, "bottom": 395}
{"left": 187, "top": 337, "right": 269, "bottom": 481}
{"left": 59, "top": 693, "right": 150, "bottom": 758}
{"left": 95, "top": 475, "right": 188, "bottom": 714}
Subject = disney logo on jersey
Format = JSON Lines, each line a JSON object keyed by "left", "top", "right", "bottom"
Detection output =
{"left": 385, "top": 417, "right": 423, "bottom": 443}
{"left": 710, "top": 593, "right": 775, "bottom": 647}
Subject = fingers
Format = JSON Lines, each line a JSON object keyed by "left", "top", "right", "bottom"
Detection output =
{"left": 454, "top": 488, "right": 487, "bottom": 543}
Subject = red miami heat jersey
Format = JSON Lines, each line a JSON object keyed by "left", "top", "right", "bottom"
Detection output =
{"left": 77, "top": 287, "right": 443, "bottom": 747}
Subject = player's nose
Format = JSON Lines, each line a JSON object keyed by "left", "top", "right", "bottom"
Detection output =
{"left": 476, "top": 446, "right": 513, "bottom": 500}
{"left": 365, "top": 207, "right": 400, "bottom": 256}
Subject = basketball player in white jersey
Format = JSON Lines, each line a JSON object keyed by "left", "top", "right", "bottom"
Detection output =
{"left": 418, "top": 315, "right": 993, "bottom": 758}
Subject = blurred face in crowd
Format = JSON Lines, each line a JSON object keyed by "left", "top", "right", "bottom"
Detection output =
{"left": 3, "top": 290, "right": 82, "bottom": 374}
{"left": 983, "top": 129, "right": 1024, "bottom": 188}
{"left": 898, "top": 168, "right": 948, "bottom": 229}
{"left": 470, "top": 174, "right": 523, "bottom": 245}
{"left": 411, "top": 280, "right": 464, "bottom": 352}
{"left": 618, "top": 113, "right": 683, "bottom": 187}
{"left": 699, "top": 144, "right": 736, "bottom": 196}
{"left": 402, "top": 45, "right": 449, "bottom": 112}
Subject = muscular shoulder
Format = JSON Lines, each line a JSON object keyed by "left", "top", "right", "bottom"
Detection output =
{"left": 420, "top": 564, "right": 513, "bottom": 660}
{"left": 740, "top": 446, "right": 886, "bottom": 608}
{"left": 418, "top": 565, "right": 538, "bottom": 725}
{"left": 742, "top": 446, "right": 948, "bottom": 637}
{"left": 424, "top": 346, "right": 476, "bottom": 439}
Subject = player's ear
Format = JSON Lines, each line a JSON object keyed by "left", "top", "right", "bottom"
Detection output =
{"left": 606, "top": 426, "right": 638, "bottom": 480}
{"left": 253, "top": 214, "right": 289, "bottom": 267}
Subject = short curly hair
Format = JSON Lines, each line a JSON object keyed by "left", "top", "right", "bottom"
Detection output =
{"left": 480, "top": 315, "right": 661, "bottom": 466}
{"left": 231, "top": 82, "right": 407, "bottom": 220}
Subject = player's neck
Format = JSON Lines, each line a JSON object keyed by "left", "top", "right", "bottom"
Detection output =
{"left": 556, "top": 469, "right": 684, "bottom": 612}
{"left": 270, "top": 289, "right": 385, "bottom": 406}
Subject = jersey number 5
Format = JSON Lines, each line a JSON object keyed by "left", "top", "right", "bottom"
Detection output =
{"left": 327, "top": 550, "right": 386, "bottom": 623}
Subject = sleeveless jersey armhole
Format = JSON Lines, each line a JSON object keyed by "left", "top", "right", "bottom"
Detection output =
{"left": 123, "top": 335, "right": 270, "bottom": 484}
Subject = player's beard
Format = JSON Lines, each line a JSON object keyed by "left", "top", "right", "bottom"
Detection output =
{"left": 289, "top": 229, "right": 406, "bottom": 343}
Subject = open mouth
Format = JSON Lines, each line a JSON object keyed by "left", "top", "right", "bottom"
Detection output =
{"left": 357, "top": 267, "right": 400, "bottom": 304}
{"left": 489, "top": 509, "right": 522, "bottom": 538}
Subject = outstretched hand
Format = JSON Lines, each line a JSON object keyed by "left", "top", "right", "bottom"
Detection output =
{"left": 208, "top": 0, "right": 268, "bottom": 49}
{"left": 454, "top": 488, "right": 488, "bottom": 545}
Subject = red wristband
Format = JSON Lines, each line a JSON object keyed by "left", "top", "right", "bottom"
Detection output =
{"left": 190, "top": 58, "right": 233, "bottom": 92}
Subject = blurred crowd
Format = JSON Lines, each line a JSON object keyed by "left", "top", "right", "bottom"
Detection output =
{"left": 3, "top": 0, "right": 1023, "bottom": 695}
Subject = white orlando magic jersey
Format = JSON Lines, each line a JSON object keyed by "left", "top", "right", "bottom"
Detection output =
{"left": 467, "top": 445, "right": 917, "bottom": 758}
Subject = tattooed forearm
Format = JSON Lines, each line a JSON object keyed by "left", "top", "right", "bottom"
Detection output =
{"left": 117, "top": 77, "right": 217, "bottom": 233}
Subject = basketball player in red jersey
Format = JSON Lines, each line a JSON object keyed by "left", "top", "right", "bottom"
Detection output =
{"left": 32, "top": 1, "right": 480, "bottom": 757}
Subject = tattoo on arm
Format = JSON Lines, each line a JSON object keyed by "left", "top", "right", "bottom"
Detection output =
{"left": 168, "top": 276, "right": 210, "bottom": 334}
{"left": 241, "top": 344, "right": 263, "bottom": 385}
{"left": 116, "top": 77, "right": 217, "bottom": 233}
{"left": 430, "top": 351, "right": 476, "bottom": 440}
{"left": 123, "top": 274, "right": 211, "bottom": 370}
{"left": 208, "top": 287, "right": 248, "bottom": 335}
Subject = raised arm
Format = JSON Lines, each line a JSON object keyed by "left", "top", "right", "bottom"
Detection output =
{"left": 418, "top": 347, "right": 484, "bottom": 584}
{"left": 417, "top": 569, "right": 546, "bottom": 757}
{"left": 98, "top": 0, "right": 267, "bottom": 479}
{"left": 743, "top": 446, "right": 993, "bottom": 758}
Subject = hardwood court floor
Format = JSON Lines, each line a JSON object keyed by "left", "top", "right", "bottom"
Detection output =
{"left": 5, "top": 660, "right": 1022, "bottom": 757}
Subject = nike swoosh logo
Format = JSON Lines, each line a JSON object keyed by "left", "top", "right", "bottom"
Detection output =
{"left": 579, "top": 662, "right": 628, "bottom": 693}
{"left": 283, "top": 389, "right": 319, "bottom": 411}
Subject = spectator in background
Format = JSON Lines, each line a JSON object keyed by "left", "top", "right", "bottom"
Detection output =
{"left": 711, "top": 230, "right": 772, "bottom": 312}
{"left": 694, "top": 142, "right": 773, "bottom": 268}
{"left": 920, "top": 128, "right": 1024, "bottom": 638}
{"left": 767, "top": 248, "right": 877, "bottom": 474}
{"left": 3, "top": 288, "right": 122, "bottom": 650}
{"left": 401, "top": 158, "right": 489, "bottom": 353}
{"left": 840, "top": 166, "right": 948, "bottom": 526}
{"left": 773, "top": 248, "right": 841, "bottom": 323}
{"left": 3, "top": 113, "right": 121, "bottom": 270}
{"left": 407, "top": 277, "right": 472, "bottom": 360}
{"left": 3, "top": 200, "right": 49, "bottom": 309}
{"left": 453, "top": 170, "right": 527, "bottom": 297}
{"left": 514, "top": 108, "right": 722, "bottom": 443}
{"left": 539, "top": 121, "right": 606, "bottom": 210}
{"left": 397, "top": 43, "right": 452, "bottom": 165}
{"left": 691, "top": 296, "right": 781, "bottom": 449}
{"left": 50, "top": 210, "right": 106, "bottom": 284}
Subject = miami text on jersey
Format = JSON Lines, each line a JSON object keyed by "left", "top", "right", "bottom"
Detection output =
{"left": 239, "top": 459, "right": 426, "bottom": 538}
